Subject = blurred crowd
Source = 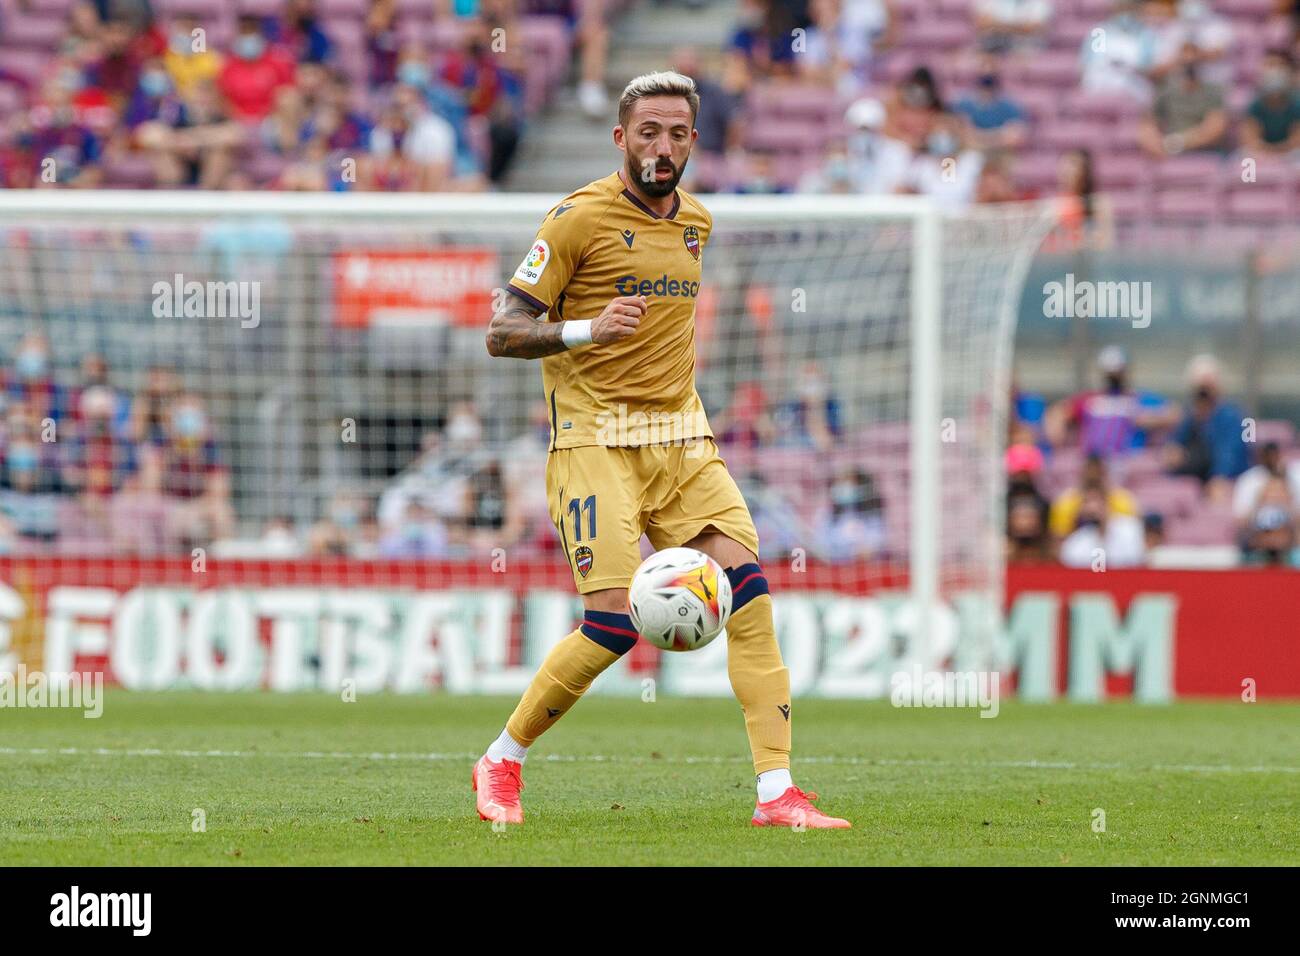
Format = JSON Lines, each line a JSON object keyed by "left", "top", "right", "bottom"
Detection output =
{"left": 677, "top": 0, "right": 1300, "bottom": 246}
{"left": 0, "top": 333, "right": 233, "bottom": 552}
{"left": 0, "top": 0, "right": 618, "bottom": 190}
{"left": 1005, "top": 346, "right": 1300, "bottom": 567}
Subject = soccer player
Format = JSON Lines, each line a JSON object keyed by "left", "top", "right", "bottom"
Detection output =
{"left": 476, "top": 71, "right": 850, "bottom": 829}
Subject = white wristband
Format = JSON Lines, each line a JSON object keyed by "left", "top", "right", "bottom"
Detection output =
{"left": 561, "top": 319, "right": 593, "bottom": 349}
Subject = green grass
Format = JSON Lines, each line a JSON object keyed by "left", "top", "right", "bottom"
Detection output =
{"left": 0, "top": 692, "right": 1297, "bottom": 865}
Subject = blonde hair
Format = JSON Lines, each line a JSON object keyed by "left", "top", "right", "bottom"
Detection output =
{"left": 617, "top": 70, "right": 700, "bottom": 128}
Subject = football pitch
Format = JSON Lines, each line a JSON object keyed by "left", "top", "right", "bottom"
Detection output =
{"left": 0, "top": 692, "right": 1296, "bottom": 866}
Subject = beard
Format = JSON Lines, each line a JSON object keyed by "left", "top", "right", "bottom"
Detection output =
{"left": 628, "top": 152, "right": 688, "bottom": 197}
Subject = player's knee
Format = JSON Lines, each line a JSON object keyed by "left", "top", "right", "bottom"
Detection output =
{"left": 582, "top": 587, "right": 630, "bottom": 614}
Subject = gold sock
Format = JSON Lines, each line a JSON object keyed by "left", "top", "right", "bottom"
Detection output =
{"left": 505, "top": 619, "right": 630, "bottom": 747}
{"left": 725, "top": 593, "right": 792, "bottom": 775}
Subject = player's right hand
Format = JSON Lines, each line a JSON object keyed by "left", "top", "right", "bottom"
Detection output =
{"left": 591, "top": 296, "right": 647, "bottom": 344}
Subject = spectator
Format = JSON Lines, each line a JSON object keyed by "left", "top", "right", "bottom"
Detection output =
{"left": 1059, "top": 485, "right": 1146, "bottom": 567}
{"left": 773, "top": 362, "right": 841, "bottom": 451}
{"left": 1164, "top": 354, "right": 1249, "bottom": 502}
{"left": 217, "top": 15, "right": 296, "bottom": 122}
{"left": 163, "top": 15, "right": 222, "bottom": 98}
{"left": 76, "top": 354, "right": 130, "bottom": 432}
{"left": 1233, "top": 441, "right": 1300, "bottom": 530}
{"left": 900, "top": 119, "right": 984, "bottom": 210}
{"left": 0, "top": 436, "right": 64, "bottom": 544}
{"left": 1168, "top": 0, "right": 1235, "bottom": 89}
{"left": 1080, "top": 0, "right": 1160, "bottom": 103}
{"left": 1049, "top": 453, "right": 1141, "bottom": 540}
{"left": 273, "top": 0, "right": 334, "bottom": 66}
{"left": 1049, "top": 147, "right": 1114, "bottom": 250}
{"left": 363, "top": 82, "right": 458, "bottom": 191}
{"left": 261, "top": 85, "right": 310, "bottom": 156}
{"left": 127, "top": 365, "right": 180, "bottom": 446}
{"left": 29, "top": 80, "right": 104, "bottom": 187}
{"left": 1238, "top": 474, "right": 1297, "bottom": 566}
{"left": 841, "top": 97, "right": 913, "bottom": 194}
{"left": 135, "top": 78, "right": 244, "bottom": 188}
{"left": 139, "top": 393, "right": 234, "bottom": 546}
{"left": 459, "top": 459, "right": 526, "bottom": 553}
{"left": 884, "top": 66, "right": 945, "bottom": 151}
{"left": 439, "top": 16, "right": 521, "bottom": 185}
{"left": 954, "top": 60, "right": 1029, "bottom": 151}
{"left": 714, "top": 381, "right": 776, "bottom": 449}
{"left": 975, "top": 149, "right": 1021, "bottom": 203}
{"left": 63, "top": 386, "right": 137, "bottom": 498}
{"left": 5, "top": 333, "right": 73, "bottom": 426}
{"left": 797, "top": 0, "right": 891, "bottom": 96}
{"left": 1044, "top": 346, "right": 1171, "bottom": 460}
{"left": 1241, "top": 50, "right": 1300, "bottom": 154}
{"left": 91, "top": 18, "right": 145, "bottom": 105}
{"left": 812, "top": 468, "right": 887, "bottom": 561}
{"left": 729, "top": 0, "right": 799, "bottom": 80}
{"left": 366, "top": 0, "right": 400, "bottom": 88}
{"left": 1005, "top": 443, "right": 1052, "bottom": 562}
{"left": 674, "top": 47, "right": 747, "bottom": 190}
{"left": 1137, "top": 41, "right": 1228, "bottom": 156}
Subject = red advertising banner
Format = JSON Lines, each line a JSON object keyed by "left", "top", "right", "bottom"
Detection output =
{"left": 332, "top": 249, "right": 498, "bottom": 328}
{"left": 0, "top": 558, "right": 1295, "bottom": 699}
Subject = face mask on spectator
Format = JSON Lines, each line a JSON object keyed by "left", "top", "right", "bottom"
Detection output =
{"left": 234, "top": 35, "right": 266, "bottom": 60}
{"left": 174, "top": 408, "right": 205, "bottom": 439}
{"left": 16, "top": 349, "right": 47, "bottom": 380}
{"left": 141, "top": 71, "right": 170, "bottom": 97}
{"left": 926, "top": 130, "right": 957, "bottom": 156}
{"left": 398, "top": 62, "right": 430, "bottom": 88}
{"left": 58, "top": 67, "right": 84, "bottom": 92}
{"left": 1255, "top": 505, "right": 1290, "bottom": 532}
{"left": 171, "top": 31, "right": 195, "bottom": 55}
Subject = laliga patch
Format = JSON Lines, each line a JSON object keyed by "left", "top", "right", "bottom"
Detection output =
{"left": 514, "top": 239, "right": 550, "bottom": 285}
{"left": 682, "top": 225, "right": 700, "bottom": 261}
{"left": 574, "top": 546, "right": 594, "bottom": 578}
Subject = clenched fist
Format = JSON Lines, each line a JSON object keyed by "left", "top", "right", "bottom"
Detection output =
{"left": 592, "top": 295, "right": 647, "bottom": 344}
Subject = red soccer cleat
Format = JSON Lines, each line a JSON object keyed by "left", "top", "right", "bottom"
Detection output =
{"left": 751, "top": 786, "right": 852, "bottom": 829}
{"left": 472, "top": 756, "right": 525, "bottom": 825}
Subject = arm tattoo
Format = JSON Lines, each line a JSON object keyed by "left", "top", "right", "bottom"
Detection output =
{"left": 485, "top": 291, "right": 567, "bottom": 359}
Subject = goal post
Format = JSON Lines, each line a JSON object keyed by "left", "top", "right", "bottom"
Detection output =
{"left": 0, "top": 190, "right": 1054, "bottom": 686}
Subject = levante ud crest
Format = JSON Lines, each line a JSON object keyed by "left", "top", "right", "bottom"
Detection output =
{"left": 574, "top": 546, "right": 594, "bottom": 578}
{"left": 683, "top": 225, "right": 700, "bottom": 261}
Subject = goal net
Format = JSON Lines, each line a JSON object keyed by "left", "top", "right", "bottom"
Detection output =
{"left": 0, "top": 191, "right": 1053, "bottom": 694}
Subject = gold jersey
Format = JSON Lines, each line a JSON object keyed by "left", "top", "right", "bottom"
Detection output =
{"left": 506, "top": 172, "right": 714, "bottom": 450}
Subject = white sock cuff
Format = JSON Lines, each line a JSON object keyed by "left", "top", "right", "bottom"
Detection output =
{"left": 485, "top": 728, "right": 529, "bottom": 763}
{"left": 756, "top": 768, "right": 793, "bottom": 802}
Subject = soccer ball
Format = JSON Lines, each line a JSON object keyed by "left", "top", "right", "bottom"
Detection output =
{"left": 628, "top": 548, "right": 732, "bottom": 652}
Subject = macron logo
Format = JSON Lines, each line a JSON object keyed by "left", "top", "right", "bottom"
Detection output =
{"left": 50, "top": 886, "right": 152, "bottom": 937}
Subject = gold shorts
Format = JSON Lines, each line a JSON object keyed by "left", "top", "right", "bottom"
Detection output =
{"left": 546, "top": 439, "right": 759, "bottom": 593}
